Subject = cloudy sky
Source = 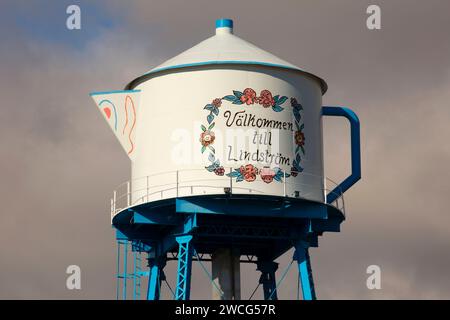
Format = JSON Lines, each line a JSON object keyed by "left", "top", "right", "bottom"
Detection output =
{"left": 1, "top": 0, "right": 450, "bottom": 299}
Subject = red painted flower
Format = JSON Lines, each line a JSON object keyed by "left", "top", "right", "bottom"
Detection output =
{"left": 214, "top": 166, "right": 225, "bottom": 176}
{"left": 260, "top": 167, "right": 276, "bottom": 183}
{"left": 290, "top": 167, "right": 299, "bottom": 177}
{"left": 240, "top": 88, "right": 257, "bottom": 105}
{"left": 212, "top": 98, "right": 222, "bottom": 107}
{"left": 239, "top": 164, "right": 258, "bottom": 182}
{"left": 294, "top": 130, "right": 305, "bottom": 146}
{"left": 257, "top": 90, "right": 275, "bottom": 108}
{"left": 200, "top": 130, "right": 215, "bottom": 147}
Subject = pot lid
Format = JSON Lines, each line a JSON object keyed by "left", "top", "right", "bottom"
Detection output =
{"left": 126, "top": 19, "right": 327, "bottom": 94}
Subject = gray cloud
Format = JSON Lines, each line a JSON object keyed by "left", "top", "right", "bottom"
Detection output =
{"left": 0, "top": 0, "right": 449, "bottom": 299}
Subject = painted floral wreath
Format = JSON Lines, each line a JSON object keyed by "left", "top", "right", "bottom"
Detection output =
{"left": 200, "top": 88, "right": 305, "bottom": 184}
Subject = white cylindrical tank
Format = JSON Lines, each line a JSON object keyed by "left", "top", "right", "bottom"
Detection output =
{"left": 93, "top": 19, "right": 329, "bottom": 207}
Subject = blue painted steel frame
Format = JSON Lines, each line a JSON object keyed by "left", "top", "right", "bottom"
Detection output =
{"left": 294, "top": 242, "right": 316, "bottom": 300}
{"left": 322, "top": 106, "right": 361, "bottom": 203}
{"left": 174, "top": 235, "right": 194, "bottom": 300}
{"left": 147, "top": 257, "right": 166, "bottom": 300}
{"left": 122, "top": 241, "right": 128, "bottom": 300}
{"left": 175, "top": 196, "right": 327, "bottom": 219}
{"left": 113, "top": 189, "right": 350, "bottom": 300}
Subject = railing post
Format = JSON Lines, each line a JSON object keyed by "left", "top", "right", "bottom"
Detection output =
{"left": 113, "top": 190, "right": 117, "bottom": 213}
{"left": 127, "top": 181, "right": 131, "bottom": 207}
{"left": 110, "top": 198, "right": 114, "bottom": 220}
{"left": 176, "top": 170, "right": 179, "bottom": 198}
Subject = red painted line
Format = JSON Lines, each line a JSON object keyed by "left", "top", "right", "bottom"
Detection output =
{"left": 125, "top": 95, "right": 136, "bottom": 155}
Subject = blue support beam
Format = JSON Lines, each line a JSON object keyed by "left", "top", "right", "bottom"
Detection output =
{"left": 122, "top": 241, "right": 128, "bottom": 300}
{"left": 132, "top": 210, "right": 182, "bottom": 225}
{"left": 147, "top": 266, "right": 160, "bottom": 300}
{"left": 176, "top": 197, "right": 327, "bottom": 219}
{"left": 157, "top": 214, "right": 197, "bottom": 257}
{"left": 147, "top": 257, "right": 166, "bottom": 300}
{"left": 116, "top": 240, "right": 120, "bottom": 300}
{"left": 175, "top": 235, "right": 194, "bottom": 300}
{"left": 115, "top": 228, "right": 160, "bottom": 244}
{"left": 293, "top": 242, "right": 316, "bottom": 300}
{"left": 256, "top": 261, "right": 279, "bottom": 300}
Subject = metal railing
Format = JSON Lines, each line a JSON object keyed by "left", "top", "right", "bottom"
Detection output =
{"left": 110, "top": 168, "right": 345, "bottom": 221}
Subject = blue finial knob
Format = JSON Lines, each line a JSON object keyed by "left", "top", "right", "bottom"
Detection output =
{"left": 215, "top": 18, "right": 233, "bottom": 30}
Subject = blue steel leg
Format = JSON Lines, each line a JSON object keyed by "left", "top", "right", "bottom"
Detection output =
{"left": 294, "top": 243, "right": 316, "bottom": 300}
{"left": 122, "top": 241, "right": 128, "bottom": 300}
{"left": 256, "top": 261, "right": 279, "bottom": 300}
{"left": 147, "top": 257, "right": 166, "bottom": 300}
{"left": 116, "top": 240, "right": 120, "bottom": 300}
{"left": 133, "top": 251, "right": 143, "bottom": 300}
{"left": 174, "top": 235, "right": 194, "bottom": 300}
{"left": 133, "top": 251, "right": 138, "bottom": 300}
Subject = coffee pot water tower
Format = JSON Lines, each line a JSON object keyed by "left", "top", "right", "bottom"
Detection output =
{"left": 91, "top": 19, "right": 360, "bottom": 300}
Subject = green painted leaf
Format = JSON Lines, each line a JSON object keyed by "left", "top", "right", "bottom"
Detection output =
{"left": 201, "top": 145, "right": 206, "bottom": 153}
{"left": 274, "top": 168, "right": 282, "bottom": 177}
{"left": 212, "top": 107, "right": 219, "bottom": 116}
{"left": 201, "top": 125, "right": 207, "bottom": 132}
{"left": 207, "top": 114, "right": 214, "bottom": 124}
{"left": 223, "top": 95, "right": 236, "bottom": 101}
{"left": 233, "top": 90, "right": 243, "bottom": 98}
{"left": 208, "top": 122, "right": 215, "bottom": 130}
{"left": 277, "top": 96, "right": 288, "bottom": 105}
{"left": 227, "top": 171, "right": 240, "bottom": 178}
{"left": 272, "top": 105, "right": 284, "bottom": 112}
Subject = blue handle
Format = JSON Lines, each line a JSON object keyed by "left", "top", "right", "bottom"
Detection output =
{"left": 322, "top": 106, "right": 361, "bottom": 203}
